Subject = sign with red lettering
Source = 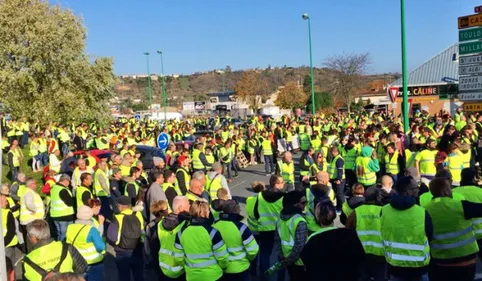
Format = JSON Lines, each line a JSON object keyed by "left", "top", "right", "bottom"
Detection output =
{"left": 459, "top": 13, "right": 482, "bottom": 29}
{"left": 476, "top": 6, "right": 482, "bottom": 14}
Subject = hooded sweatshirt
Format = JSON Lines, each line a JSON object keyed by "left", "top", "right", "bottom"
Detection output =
{"left": 384, "top": 194, "right": 433, "bottom": 279}
{"left": 360, "top": 146, "right": 380, "bottom": 173}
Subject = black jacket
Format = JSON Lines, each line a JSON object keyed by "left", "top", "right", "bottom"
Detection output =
{"left": 340, "top": 196, "right": 365, "bottom": 225}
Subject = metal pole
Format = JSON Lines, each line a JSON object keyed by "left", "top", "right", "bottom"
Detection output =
{"left": 0, "top": 126, "right": 8, "bottom": 281}
{"left": 222, "top": 71, "right": 225, "bottom": 92}
{"left": 144, "top": 52, "right": 152, "bottom": 111}
{"left": 161, "top": 53, "right": 167, "bottom": 122}
{"left": 401, "top": 0, "right": 409, "bottom": 132}
{"left": 307, "top": 17, "right": 316, "bottom": 114}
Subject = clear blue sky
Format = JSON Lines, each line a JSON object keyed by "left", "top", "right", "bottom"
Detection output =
{"left": 52, "top": 0, "right": 477, "bottom": 75}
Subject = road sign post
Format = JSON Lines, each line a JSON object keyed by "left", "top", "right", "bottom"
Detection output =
{"left": 157, "top": 133, "right": 169, "bottom": 150}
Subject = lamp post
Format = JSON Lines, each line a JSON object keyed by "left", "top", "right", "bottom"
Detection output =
{"left": 302, "top": 13, "right": 316, "bottom": 115}
{"left": 143, "top": 52, "right": 152, "bottom": 111}
{"left": 157, "top": 51, "right": 167, "bottom": 122}
{"left": 400, "top": 0, "right": 409, "bottom": 132}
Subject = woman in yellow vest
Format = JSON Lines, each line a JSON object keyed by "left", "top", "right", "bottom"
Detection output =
{"left": 66, "top": 205, "right": 105, "bottom": 280}
{"left": 1, "top": 193, "right": 18, "bottom": 261}
{"left": 445, "top": 143, "right": 464, "bottom": 187}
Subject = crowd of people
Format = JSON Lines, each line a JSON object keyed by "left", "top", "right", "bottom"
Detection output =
{"left": 2, "top": 107, "right": 482, "bottom": 281}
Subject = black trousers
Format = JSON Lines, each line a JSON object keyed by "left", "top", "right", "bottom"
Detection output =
{"left": 220, "top": 271, "right": 249, "bottom": 281}
{"left": 331, "top": 179, "right": 345, "bottom": 211}
{"left": 287, "top": 264, "right": 306, "bottom": 281}
{"left": 429, "top": 263, "right": 475, "bottom": 281}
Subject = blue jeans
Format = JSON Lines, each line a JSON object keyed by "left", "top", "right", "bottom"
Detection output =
{"left": 61, "top": 142, "right": 69, "bottom": 157}
{"left": 258, "top": 231, "right": 275, "bottom": 281}
{"left": 54, "top": 220, "right": 72, "bottom": 241}
{"left": 85, "top": 263, "right": 104, "bottom": 281}
{"left": 264, "top": 155, "right": 274, "bottom": 174}
{"left": 224, "top": 162, "right": 232, "bottom": 179}
{"left": 23, "top": 132, "right": 29, "bottom": 146}
{"left": 115, "top": 249, "right": 144, "bottom": 281}
{"left": 390, "top": 273, "right": 429, "bottom": 281}
{"left": 39, "top": 152, "right": 48, "bottom": 166}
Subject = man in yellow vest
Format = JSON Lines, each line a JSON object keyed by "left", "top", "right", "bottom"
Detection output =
{"left": 7, "top": 140, "right": 21, "bottom": 182}
{"left": 1, "top": 193, "right": 18, "bottom": 263}
{"left": 23, "top": 219, "right": 87, "bottom": 280}
{"left": 328, "top": 146, "right": 345, "bottom": 212}
{"left": 50, "top": 174, "right": 75, "bottom": 241}
{"left": 380, "top": 176, "right": 432, "bottom": 280}
{"left": 94, "top": 161, "right": 111, "bottom": 219}
{"left": 192, "top": 142, "right": 211, "bottom": 173}
{"left": 260, "top": 132, "right": 275, "bottom": 176}
{"left": 175, "top": 156, "right": 191, "bottom": 195}
{"left": 275, "top": 191, "right": 308, "bottom": 280}
{"left": 276, "top": 152, "right": 295, "bottom": 192}
{"left": 75, "top": 173, "right": 94, "bottom": 209}
{"left": 256, "top": 175, "right": 285, "bottom": 280}
{"left": 106, "top": 195, "right": 144, "bottom": 281}
{"left": 19, "top": 178, "right": 45, "bottom": 252}
{"left": 66, "top": 205, "right": 106, "bottom": 280}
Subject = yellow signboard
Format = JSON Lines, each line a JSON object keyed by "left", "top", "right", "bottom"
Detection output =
{"left": 463, "top": 103, "right": 482, "bottom": 112}
{"left": 459, "top": 14, "right": 482, "bottom": 29}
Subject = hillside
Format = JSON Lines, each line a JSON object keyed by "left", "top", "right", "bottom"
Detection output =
{"left": 114, "top": 66, "right": 400, "bottom": 109}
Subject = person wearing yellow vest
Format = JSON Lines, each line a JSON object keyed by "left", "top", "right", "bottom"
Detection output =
{"left": 186, "top": 178, "right": 211, "bottom": 206}
{"left": 9, "top": 172, "right": 27, "bottom": 203}
{"left": 276, "top": 152, "right": 295, "bottom": 192}
{"left": 445, "top": 143, "right": 464, "bottom": 187}
{"left": 106, "top": 195, "right": 145, "bottom": 281}
{"left": 275, "top": 191, "right": 308, "bottom": 280}
{"left": 174, "top": 200, "right": 229, "bottom": 281}
{"left": 7, "top": 140, "right": 21, "bottom": 182}
{"left": 384, "top": 143, "right": 400, "bottom": 183}
{"left": 380, "top": 176, "right": 432, "bottom": 281}
{"left": 1, "top": 193, "right": 18, "bottom": 263}
{"left": 1, "top": 184, "right": 19, "bottom": 220}
{"left": 76, "top": 173, "right": 94, "bottom": 209}
{"left": 66, "top": 205, "right": 106, "bottom": 281}
{"left": 158, "top": 196, "right": 190, "bottom": 280}
{"left": 207, "top": 162, "right": 231, "bottom": 201}
{"left": 425, "top": 178, "right": 482, "bottom": 281}
{"left": 255, "top": 175, "right": 284, "bottom": 280}
{"left": 260, "top": 132, "right": 275, "bottom": 176}
{"left": 340, "top": 183, "right": 365, "bottom": 225}
{"left": 124, "top": 167, "right": 142, "bottom": 207}
{"left": 299, "top": 148, "right": 314, "bottom": 185}
{"left": 213, "top": 199, "right": 259, "bottom": 279}
{"left": 94, "top": 161, "right": 111, "bottom": 219}
{"left": 175, "top": 155, "right": 191, "bottom": 195}
{"left": 345, "top": 187, "right": 386, "bottom": 281}
{"left": 37, "top": 134, "right": 49, "bottom": 167}
{"left": 415, "top": 139, "right": 438, "bottom": 181}
{"left": 245, "top": 181, "right": 265, "bottom": 276}
{"left": 328, "top": 146, "right": 346, "bottom": 212}
{"left": 29, "top": 135, "right": 42, "bottom": 172}
{"left": 161, "top": 170, "right": 179, "bottom": 210}
{"left": 192, "top": 143, "right": 211, "bottom": 173}
{"left": 299, "top": 128, "right": 310, "bottom": 152}
{"left": 344, "top": 138, "right": 358, "bottom": 189}
{"left": 48, "top": 149, "right": 62, "bottom": 173}
{"left": 220, "top": 140, "right": 235, "bottom": 181}
{"left": 19, "top": 178, "right": 45, "bottom": 252}
{"left": 23, "top": 219, "right": 87, "bottom": 281}
{"left": 50, "top": 174, "right": 75, "bottom": 241}
{"left": 71, "top": 159, "right": 94, "bottom": 188}
{"left": 300, "top": 199, "right": 365, "bottom": 281}
{"left": 356, "top": 146, "right": 380, "bottom": 188}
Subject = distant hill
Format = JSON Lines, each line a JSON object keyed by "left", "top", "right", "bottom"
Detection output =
{"left": 114, "top": 66, "right": 400, "bottom": 109}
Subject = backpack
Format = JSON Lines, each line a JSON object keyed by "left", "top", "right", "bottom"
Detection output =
{"left": 23, "top": 242, "right": 69, "bottom": 281}
{"left": 117, "top": 212, "right": 142, "bottom": 249}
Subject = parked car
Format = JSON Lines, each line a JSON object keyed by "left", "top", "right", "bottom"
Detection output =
{"left": 136, "top": 145, "right": 166, "bottom": 170}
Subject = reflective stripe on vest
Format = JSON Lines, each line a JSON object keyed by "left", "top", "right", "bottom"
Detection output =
{"left": 257, "top": 192, "right": 283, "bottom": 231}
{"left": 277, "top": 160, "right": 294, "bottom": 184}
{"left": 277, "top": 214, "right": 305, "bottom": 266}
{"left": 66, "top": 224, "right": 103, "bottom": 264}
{"left": 355, "top": 204, "right": 383, "bottom": 256}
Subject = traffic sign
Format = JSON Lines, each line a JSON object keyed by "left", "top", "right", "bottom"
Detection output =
{"left": 134, "top": 114, "right": 141, "bottom": 120}
{"left": 476, "top": 6, "right": 482, "bottom": 14}
{"left": 460, "top": 54, "right": 482, "bottom": 65}
{"left": 459, "top": 14, "right": 482, "bottom": 29}
{"left": 157, "top": 133, "right": 169, "bottom": 150}
{"left": 460, "top": 41, "right": 482, "bottom": 56}
{"left": 459, "top": 75, "right": 482, "bottom": 92}
{"left": 464, "top": 103, "right": 482, "bottom": 111}
{"left": 460, "top": 65, "right": 482, "bottom": 76}
{"left": 388, "top": 87, "right": 398, "bottom": 102}
{"left": 459, "top": 93, "right": 482, "bottom": 101}
{"left": 459, "top": 27, "right": 482, "bottom": 42}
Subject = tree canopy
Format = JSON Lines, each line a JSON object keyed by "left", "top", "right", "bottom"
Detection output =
{"left": 233, "top": 70, "right": 270, "bottom": 111}
{"left": 0, "top": 0, "right": 116, "bottom": 124}
{"left": 275, "top": 82, "right": 307, "bottom": 110}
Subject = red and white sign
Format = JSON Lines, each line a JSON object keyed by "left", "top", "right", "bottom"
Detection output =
{"left": 476, "top": 5, "right": 482, "bottom": 14}
{"left": 389, "top": 87, "right": 399, "bottom": 102}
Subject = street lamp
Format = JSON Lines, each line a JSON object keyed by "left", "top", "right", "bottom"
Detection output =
{"left": 157, "top": 50, "right": 167, "bottom": 122}
{"left": 302, "top": 13, "right": 316, "bottom": 115}
{"left": 400, "top": 0, "right": 409, "bottom": 132}
{"left": 143, "top": 52, "right": 152, "bottom": 110}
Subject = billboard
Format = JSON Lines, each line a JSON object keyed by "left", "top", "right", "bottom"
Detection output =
{"left": 194, "top": 101, "right": 206, "bottom": 110}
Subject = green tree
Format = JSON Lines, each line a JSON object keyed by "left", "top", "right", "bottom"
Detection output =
{"left": 315, "top": 92, "right": 334, "bottom": 110}
{"left": 234, "top": 71, "right": 270, "bottom": 111}
{"left": 0, "top": 0, "right": 116, "bottom": 124}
